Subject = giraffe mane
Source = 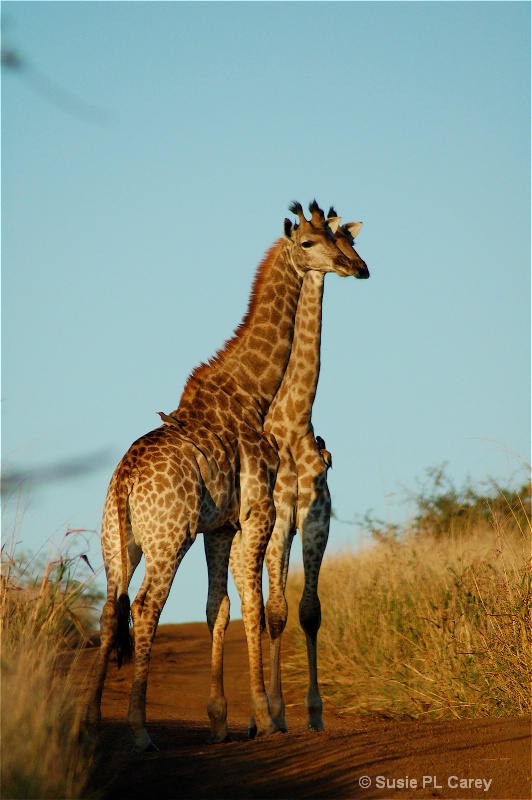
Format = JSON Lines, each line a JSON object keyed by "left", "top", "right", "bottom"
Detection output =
{"left": 182, "top": 238, "right": 285, "bottom": 392}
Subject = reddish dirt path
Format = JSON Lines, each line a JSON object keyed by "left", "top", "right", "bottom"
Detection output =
{"left": 77, "top": 621, "right": 531, "bottom": 800}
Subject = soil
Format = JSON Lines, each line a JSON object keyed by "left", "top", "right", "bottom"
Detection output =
{"left": 76, "top": 620, "right": 531, "bottom": 800}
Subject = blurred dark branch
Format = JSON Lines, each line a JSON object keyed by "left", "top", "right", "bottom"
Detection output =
{"left": 1, "top": 46, "right": 23, "bottom": 69}
{"left": 1, "top": 451, "right": 111, "bottom": 496}
{"left": 2, "top": 37, "right": 114, "bottom": 124}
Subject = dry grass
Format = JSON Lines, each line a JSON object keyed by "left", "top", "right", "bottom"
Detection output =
{"left": 285, "top": 483, "right": 531, "bottom": 720}
{"left": 1, "top": 530, "right": 101, "bottom": 799}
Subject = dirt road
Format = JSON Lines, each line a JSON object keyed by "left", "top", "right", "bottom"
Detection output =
{"left": 78, "top": 620, "right": 530, "bottom": 800}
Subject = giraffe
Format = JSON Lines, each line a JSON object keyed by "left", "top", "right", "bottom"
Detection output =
{"left": 264, "top": 213, "right": 367, "bottom": 733}
{"left": 207, "top": 204, "right": 368, "bottom": 738}
{"left": 84, "top": 201, "right": 368, "bottom": 752}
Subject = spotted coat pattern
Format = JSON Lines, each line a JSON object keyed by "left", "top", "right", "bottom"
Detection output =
{"left": 207, "top": 205, "right": 369, "bottom": 737}
{"left": 84, "top": 202, "right": 367, "bottom": 751}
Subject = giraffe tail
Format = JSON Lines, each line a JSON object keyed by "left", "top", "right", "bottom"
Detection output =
{"left": 115, "top": 592, "right": 134, "bottom": 667}
{"left": 113, "top": 470, "right": 134, "bottom": 667}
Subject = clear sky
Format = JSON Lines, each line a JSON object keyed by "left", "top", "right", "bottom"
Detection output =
{"left": 2, "top": 1, "right": 530, "bottom": 625}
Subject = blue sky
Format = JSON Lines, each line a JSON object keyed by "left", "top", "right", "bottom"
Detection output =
{"left": 2, "top": 1, "right": 530, "bottom": 624}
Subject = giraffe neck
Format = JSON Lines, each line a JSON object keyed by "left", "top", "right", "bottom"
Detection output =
{"left": 266, "top": 270, "right": 325, "bottom": 433}
{"left": 180, "top": 240, "right": 304, "bottom": 419}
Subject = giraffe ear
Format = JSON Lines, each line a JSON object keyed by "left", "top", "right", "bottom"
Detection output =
{"left": 283, "top": 218, "right": 294, "bottom": 240}
{"left": 344, "top": 221, "right": 363, "bottom": 238}
{"left": 326, "top": 216, "right": 341, "bottom": 234}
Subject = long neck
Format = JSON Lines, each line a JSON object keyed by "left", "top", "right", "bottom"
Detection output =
{"left": 181, "top": 240, "right": 304, "bottom": 419}
{"left": 266, "top": 270, "right": 325, "bottom": 432}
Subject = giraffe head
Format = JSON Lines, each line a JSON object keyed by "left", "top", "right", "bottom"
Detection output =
{"left": 328, "top": 206, "right": 370, "bottom": 280}
{"left": 283, "top": 200, "right": 368, "bottom": 279}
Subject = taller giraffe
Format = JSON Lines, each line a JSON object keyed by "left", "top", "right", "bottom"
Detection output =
{"left": 228, "top": 204, "right": 368, "bottom": 735}
{"left": 84, "top": 201, "right": 368, "bottom": 752}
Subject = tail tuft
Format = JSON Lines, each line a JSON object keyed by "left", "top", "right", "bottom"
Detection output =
{"left": 115, "top": 593, "right": 134, "bottom": 667}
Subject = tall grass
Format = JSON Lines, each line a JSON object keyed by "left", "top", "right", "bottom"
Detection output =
{"left": 1, "top": 529, "right": 101, "bottom": 799}
{"left": 285, "top": 475, "right": 531, "bottom": 719}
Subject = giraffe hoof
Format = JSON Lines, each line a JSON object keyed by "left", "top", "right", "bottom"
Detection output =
{"left": 252, "top": 723, "right": 277, "bottom": 738}
{"left": 208, "top": 731, "right": 233, "bottom": 744}
{"left": 131, "top": 739, "right": 160, "bottom": 754}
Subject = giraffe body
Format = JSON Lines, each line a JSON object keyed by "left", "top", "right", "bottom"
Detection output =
{"left": 84, "top": 202, "right": 368, "bottom": 751}
{"left": 230, "top": 213, "right": 368, "bottom": 734}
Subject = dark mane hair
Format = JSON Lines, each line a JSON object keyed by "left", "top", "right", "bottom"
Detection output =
{"left": 181, "top": 238, "right": 285, "bottom": 396}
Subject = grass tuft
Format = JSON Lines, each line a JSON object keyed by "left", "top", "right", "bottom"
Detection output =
{"left": 1, "top": 529, "right": 102, "bottom": 799}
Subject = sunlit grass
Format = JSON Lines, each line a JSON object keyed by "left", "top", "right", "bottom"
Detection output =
{"left": 1, "top": 528, "right": 102, "bottom": 799}
{"left": 285, "top": 475, "right": 531, "bottom": 719}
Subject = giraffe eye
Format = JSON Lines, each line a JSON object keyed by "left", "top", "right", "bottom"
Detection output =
{"left": 301, "top": 241, "right": 314, "bottom": 248}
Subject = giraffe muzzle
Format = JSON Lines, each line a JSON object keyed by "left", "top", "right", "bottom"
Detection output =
{"left": 335, "top": 258, "right": 370, "bottom": 279}
{"left": 354, "top": 262, "right": 370, "bottom": 279}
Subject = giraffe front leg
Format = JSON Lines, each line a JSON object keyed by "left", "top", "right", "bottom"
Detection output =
{"left": 264, "top": 512, "right": 295, "bottom": 733}
{"left": 299, "top": 557, "right": 325, "bottom": 731}
{"left": 299, "top": 592, "right": 323, "bottom": 732}
{"left": 298, "top": 478, "right": 331, "bottom": 732}
{"left": 204, "top": 528, "right": 235, "bottom": 744}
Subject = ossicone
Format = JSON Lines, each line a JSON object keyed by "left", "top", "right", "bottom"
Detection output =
{"left": 309, "top": 199, "right": 325, "bottom": 224}
{"left": 288, "top": 201, "right": 305, "bottom": 224}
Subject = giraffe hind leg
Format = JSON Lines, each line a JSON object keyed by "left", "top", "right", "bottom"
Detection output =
{"left": 83, "top": 544, "right": 140, "bottom": 733}
{"left": 230, "top": 532, "right": 260, "bottom": 738}
{"left": 204, "top": 528, "right": 235, "bottom": 744}
{"left": 83, "top": 593, "right": 119, "bottom": 731}
{"left": 127, "top": 529, "right": 194, "bottom": 753}
{"left": 83, "top": 481, "right": 142, "bottom": 737}
{"left": 238, "top": 510, "right": 277, "bottom": 739}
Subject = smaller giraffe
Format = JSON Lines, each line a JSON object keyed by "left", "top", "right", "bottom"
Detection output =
{"left": 230, "top": 206, "right": 368, "bottom": 734}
